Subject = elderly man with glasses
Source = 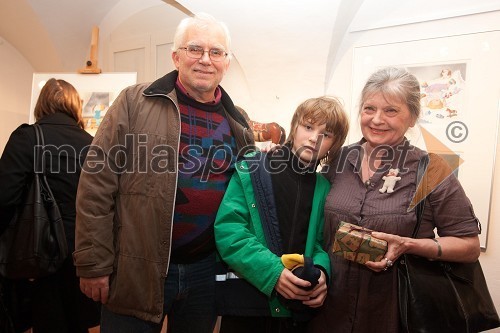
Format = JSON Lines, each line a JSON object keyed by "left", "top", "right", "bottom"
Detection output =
{"left": 74, "top": 12, "right": 254, "bottom": 333}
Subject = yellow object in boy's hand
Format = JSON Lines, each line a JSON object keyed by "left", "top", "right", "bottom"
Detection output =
{"left": 281, "top": 253, "right": 304, "bottom": 270}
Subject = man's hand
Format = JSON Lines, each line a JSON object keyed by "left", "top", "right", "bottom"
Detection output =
{"left": 80, "top": 275, "right": 110, "bottom": 304}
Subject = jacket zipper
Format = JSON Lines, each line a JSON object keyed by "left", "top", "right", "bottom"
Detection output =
{"left": 145, "top": 92, "right": 181, "bottom": 276}
{"left": 169, "top": 96, "right": 181, "bottom": 276}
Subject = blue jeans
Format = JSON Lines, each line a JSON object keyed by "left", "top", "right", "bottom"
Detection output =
{"left": 101, "top": 253, "right": 216, "bottom": 333}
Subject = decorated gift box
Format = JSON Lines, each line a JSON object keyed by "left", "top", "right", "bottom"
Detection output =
{"left": 332, "top": 221, "right": 388, "bottom": 265}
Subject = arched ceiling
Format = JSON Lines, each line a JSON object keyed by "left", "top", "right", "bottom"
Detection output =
{"left": 1, "top": 0, "right": 499, "bottom": 81}
{"left": 0, "top": 0, "right": 62, "bottom": 71}
{"left": 0, "top": 0, "right": 164, "bottom": 72}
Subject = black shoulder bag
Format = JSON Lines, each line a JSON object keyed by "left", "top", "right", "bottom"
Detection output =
{"left": 0, "top": 124, "right": 68, "bottom": 279}
{"left": 398, "top": 155, "right": 500, "bottom": 333}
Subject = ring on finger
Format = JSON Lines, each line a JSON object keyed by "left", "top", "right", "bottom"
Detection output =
{"left": 384, "top": 257, "right": 394, "bottom": 268}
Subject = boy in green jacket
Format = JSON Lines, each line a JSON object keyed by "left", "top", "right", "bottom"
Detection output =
{"left": 214, "top": 96, "right": 350, "bottom": 332}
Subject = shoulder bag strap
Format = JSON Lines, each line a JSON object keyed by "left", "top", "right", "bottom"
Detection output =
{"left": 411, "top": 154, "right": 430, "bottom": 238}
{"left": 33, "top": 124, "right": 58, "bottom": 200}
{"left": 33, "top": 124, "right": 43, "bottom": 174}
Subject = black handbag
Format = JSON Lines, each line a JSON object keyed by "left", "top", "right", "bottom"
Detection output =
{"left": 0, "top": 124, "right": 68, "bottom": 279}
{"left": 398, "top": 155, "right": 500, "bottom": 333}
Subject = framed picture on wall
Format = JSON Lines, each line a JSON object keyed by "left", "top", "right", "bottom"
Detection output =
{"left": 30, "top": 72, "right": 137, "bottom": 136}
{"left": 350, "top": 30, "right": 500, "bottom": 249}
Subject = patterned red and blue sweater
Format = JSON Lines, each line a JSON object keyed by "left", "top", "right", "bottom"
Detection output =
{"left": 170, "top": 82, "right": 237, "bottom": 263}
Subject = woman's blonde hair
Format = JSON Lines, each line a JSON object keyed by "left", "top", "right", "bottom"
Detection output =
{"left": 34, "top": 78, "right": 85, "bottom": 129}
{"left": 286, "top": 96, "right": 350, "bottom": 163}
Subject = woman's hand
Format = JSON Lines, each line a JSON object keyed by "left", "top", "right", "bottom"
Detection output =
{"left": 365, "top": 232, "right": 481, "bottom": 271}
{"left": 365, "top": 231, "right": 407, "bottom": 272}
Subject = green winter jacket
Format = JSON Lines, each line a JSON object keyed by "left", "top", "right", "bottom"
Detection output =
{"left": 214, "top": 154, "right": 331, "bottom": 317}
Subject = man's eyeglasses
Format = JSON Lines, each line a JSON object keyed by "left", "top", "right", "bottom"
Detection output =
{"left": 178, "top": 45, "right": 228, "bottom": 62}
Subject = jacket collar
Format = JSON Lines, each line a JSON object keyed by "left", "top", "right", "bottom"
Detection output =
{"left": 269, "top": 144, "right": 318, "bottom": 174}
{"left": 143, "top": 70, "right": 249, "bottom": 129}
{"left": 143, "top": 70, "right": 178, "bottom": 97}
{"left": 36, "top": 112, "right": 80, "bottom": 127}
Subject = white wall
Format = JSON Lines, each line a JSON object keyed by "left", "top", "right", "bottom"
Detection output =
{"left": 0, "top": 37, "right": 34, "bottom": 156}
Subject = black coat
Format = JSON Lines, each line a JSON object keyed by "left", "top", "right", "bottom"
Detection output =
{"left": 0, "top": 112, "right": 100, "bottom": 332}
{"left": 0, "top": 112, "right": 92, "bottom": 252}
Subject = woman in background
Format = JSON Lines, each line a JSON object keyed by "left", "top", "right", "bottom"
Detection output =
{"left": 0, "top": 78, "right": 100, "bottom": 333}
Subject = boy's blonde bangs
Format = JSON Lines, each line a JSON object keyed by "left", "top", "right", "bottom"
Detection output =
{"left": 287, "top": 96, "right": 350, "bottom": 165}
{"left": 296, "top": 97, "right": 344, "bottom": 133}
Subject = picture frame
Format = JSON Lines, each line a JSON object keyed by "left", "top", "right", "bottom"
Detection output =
{"left": 350, "top": 31, "right": 500, "bottom": 249}
{"left": 30, "top": 72, "right": 137, "bottom": 136}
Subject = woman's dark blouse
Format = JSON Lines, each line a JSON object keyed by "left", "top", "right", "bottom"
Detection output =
{"left": 308, "top": 138, "right": 480, "bottom": 333}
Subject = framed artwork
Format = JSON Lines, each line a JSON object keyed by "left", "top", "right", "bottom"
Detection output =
{"left": 30, "top": 73, "right": 137, "bottom": 136}
{"left": 350, "top": 31, "right": 500, "bottom": 249}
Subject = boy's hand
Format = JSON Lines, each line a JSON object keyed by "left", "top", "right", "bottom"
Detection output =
{"left": 275, "top": 268, "right": 311, "bottom": 300}
{"left": 260, "top": 143, "right": 281, "bottom": 153}
{"left": 302, "top": 270, "right": 327, "bottom": 307}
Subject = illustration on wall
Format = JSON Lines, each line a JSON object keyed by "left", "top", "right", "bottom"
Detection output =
{"left": 30, "top": 73, "right": 137, "bottom": 136}
{"left": 408, "top": 63, "right": 466, "bottom": 127}
{"left": 81, "top": 91, "right": 110, "bottom": 133}
{"left": 407, "top": 63, "right": 467, "bottom": 180}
